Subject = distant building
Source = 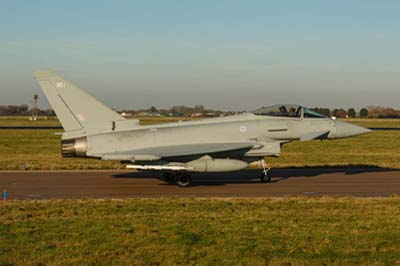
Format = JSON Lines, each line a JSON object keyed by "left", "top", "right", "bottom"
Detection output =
{"left": 150, "top": 112, "right": 162, "bottom": 117}
{"left": 137, "top": 112, "right": 151, "bottom": 117}
{"left": 204, "top": 112, "right": 217, "bottom": 117}
{"left": 121, "top": 112, "right": 131, "bottom": 117}
{"left": 191, "top": 113, "right": 203, "bottom": 118}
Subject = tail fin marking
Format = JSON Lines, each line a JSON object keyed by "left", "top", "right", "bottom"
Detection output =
{"left": 34, "top": 70, "right": 125, "bottom": 132}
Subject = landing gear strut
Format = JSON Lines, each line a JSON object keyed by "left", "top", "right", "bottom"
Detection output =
{"left": 260, "top": 158, "right": 271, "bottom": 183}
{"left": 162, "top": 172, "right": 193, "bottom": 187}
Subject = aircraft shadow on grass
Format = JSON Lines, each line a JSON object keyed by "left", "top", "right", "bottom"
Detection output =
{"left": 112, "top": 165, "right": 399, "bottom": 186}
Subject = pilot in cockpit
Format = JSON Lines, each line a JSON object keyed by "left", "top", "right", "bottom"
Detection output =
{"left": 279, "top": 105, "right": 288, "bottom": 116}
{"left": 288, "top": 107, "right": 297, "bottom": 117}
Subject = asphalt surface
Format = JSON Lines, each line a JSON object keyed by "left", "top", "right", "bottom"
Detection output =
{"left": 0, "top": 168, "right": 399, "bottom": 199}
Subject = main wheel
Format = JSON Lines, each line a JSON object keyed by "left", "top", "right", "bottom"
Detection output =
{"left": 260, "top": 170, "right": 271, "bottom": 183}
{"left": 163, "top": 172, "right": 176, "bottom": 185}
{"left": 176, "top": 173, "right": 192, "bottom": 187}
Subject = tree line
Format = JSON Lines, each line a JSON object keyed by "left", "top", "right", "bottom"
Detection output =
{"left": 0, "top": 105, "right": 55, "bottom": 116}
{"left": 1, "top": 104, "right": 400, "bottom": 118}
{"left": 311, "top": 106, "right": 400, "bottom": 118}
{"left": 132, "top": 105, "right": 400, "bottom": 118}
{"left": 121, "top": 105, "right": 236, "bottom": 117}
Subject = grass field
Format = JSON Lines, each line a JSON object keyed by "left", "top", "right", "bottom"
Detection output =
{"left": 1, "top": 197, "right": 400, "bottom": 265}
{"left": 340, "top": 118, "right": 400, "bottom": 128}
{"left": 0, "top": 116, "right": 61, "bottom": 127}
{"left": 0, "top": 116, "right": 195, "bottom": 127}
{"left": 0, "top": 117, "right": 399, "bottom": 170}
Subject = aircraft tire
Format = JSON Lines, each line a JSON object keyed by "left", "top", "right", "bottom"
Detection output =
{"left": 176, "top": 173, "right": 192, "bottom": 187}
{"left": 260, "top": 171, "right": 271, "bottom": 183}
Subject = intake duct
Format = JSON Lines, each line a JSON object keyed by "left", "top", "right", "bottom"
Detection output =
{"left": 61, "top": 137, "right": 88, "bottom": 158}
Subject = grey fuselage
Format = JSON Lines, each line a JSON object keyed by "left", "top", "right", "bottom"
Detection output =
{"left": 35, "top": 70, "right": 371, "bottom": 174}
{"left": 71, "top": 113, "right": 364, "bottom": 164}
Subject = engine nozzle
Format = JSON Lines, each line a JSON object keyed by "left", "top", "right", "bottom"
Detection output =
{"left": 61, "top": 137, "right": 88, "bottom": 157}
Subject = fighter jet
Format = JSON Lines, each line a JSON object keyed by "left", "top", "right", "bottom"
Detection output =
{"left": 34, "top": 70, "right": 371, "bottom": 187}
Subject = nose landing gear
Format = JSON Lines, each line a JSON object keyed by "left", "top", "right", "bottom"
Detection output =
{"left": 260, "top": 158, "right": 271, "bottom": 183}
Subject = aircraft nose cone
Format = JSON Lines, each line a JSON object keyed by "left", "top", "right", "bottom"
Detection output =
{"left": 334, "top": 121, "right": 372, "bottom": 139}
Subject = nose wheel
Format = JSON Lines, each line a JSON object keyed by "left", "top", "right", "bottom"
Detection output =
{"left": 260, "top": 158, "right": 271, "bottom": 183}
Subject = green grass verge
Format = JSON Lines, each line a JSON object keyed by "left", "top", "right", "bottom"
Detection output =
{"left": 0, "top": 116, "right": 61, "bottom": 127}
{"left": 0, "top": 116, "right": 194, "bottom": 127}
{"left": 0, "top": 130, "right": 120, "bottom": 170}
{"left": 340, "top": 118, "right": 400, "bottom": 128}
{"left": 1, "top": 198, "right": 400, "bottom": 265}
{"left": 269, "top": 130, "right": 400, "bottom": 169}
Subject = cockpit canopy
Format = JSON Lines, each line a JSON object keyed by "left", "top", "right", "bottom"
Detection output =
{"left": 252, "top": 104, "right": 327, "bottom": 118}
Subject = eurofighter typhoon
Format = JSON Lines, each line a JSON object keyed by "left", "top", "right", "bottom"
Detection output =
{"left": 34, "top": 70, "right": 371, "bottom": 187}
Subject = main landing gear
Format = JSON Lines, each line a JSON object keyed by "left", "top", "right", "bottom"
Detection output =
{"left": 163, "top": 159, "right": 271, "bottom": 187}
{"left": 260, "top": 158, "right": 271, "bottom": 183}
{"left": 163, "top": 172, "right": 192, "bottom": 187}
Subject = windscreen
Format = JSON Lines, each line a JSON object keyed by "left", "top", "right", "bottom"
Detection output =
{"left": 252, "top": 105, "right": 301, "bottom": 117}
{"left": 303, "top": 108, "right": 327, "bottom": 118}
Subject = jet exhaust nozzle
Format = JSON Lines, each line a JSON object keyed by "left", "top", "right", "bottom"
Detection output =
{"left": 61, "top": 137, "right": 88, "bottom": 158}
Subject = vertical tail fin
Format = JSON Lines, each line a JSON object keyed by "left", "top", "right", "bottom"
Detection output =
{"left": 34, "top": 70, "right": 125, "bottom": 132}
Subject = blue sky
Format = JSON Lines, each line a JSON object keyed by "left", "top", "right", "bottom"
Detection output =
{"left": 1, "top": 0, "right": 399, "bottom": 110}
